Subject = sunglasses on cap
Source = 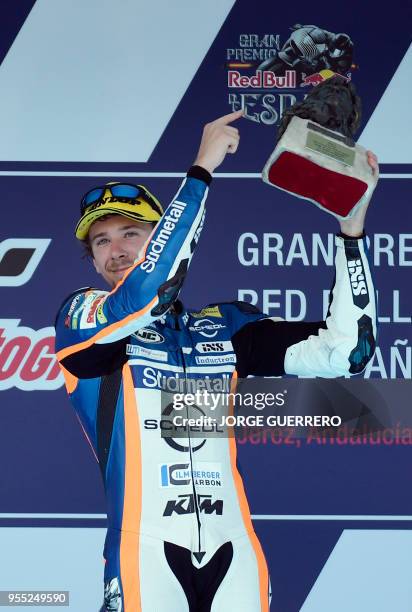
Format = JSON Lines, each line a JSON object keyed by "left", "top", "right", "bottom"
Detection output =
{"left": 80, "top": 183, "right": 163, "bottom": 216}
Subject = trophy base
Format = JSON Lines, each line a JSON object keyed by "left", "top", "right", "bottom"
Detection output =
{"left": 262, "top": 117, "right": 377, "bottom": 220}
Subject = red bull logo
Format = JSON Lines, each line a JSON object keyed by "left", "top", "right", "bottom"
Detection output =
{"left": 301, "top": 69, "right": 351, "bottom": 87}
{"left": 228, "top": 70, "right": 296, "bottom": 89}
{"left": 0, "top": 320, "right": 63, "bottom": 390}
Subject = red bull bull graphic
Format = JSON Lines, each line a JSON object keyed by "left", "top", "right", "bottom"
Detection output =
{"left": 301, "top": 69, "right": 351, "bottom": 87}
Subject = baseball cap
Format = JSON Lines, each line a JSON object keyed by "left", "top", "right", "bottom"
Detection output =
{"left": 75, "top": 182, "right": 164, "bottom": 240}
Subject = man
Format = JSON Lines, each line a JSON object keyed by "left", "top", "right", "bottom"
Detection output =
{"left": 55, "top": 110, "right": 378, "bottom": 611}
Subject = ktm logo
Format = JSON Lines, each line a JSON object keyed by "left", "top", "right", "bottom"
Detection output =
{"left": 163, "top": 494, "right": 223, "bottom": 516}
{"left": 0, "top": 239, "right": 51, "bottom": 286}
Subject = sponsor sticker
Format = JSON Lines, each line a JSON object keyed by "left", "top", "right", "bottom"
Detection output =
{"left": 195, "top": 341, "right": 233, "bottom": 353}
{"left": 126, "top": 344, "right": 168, "bottom": 361}
{"left": 140, "top": 200, "right": 187, "bottom": 274}
{"left": 163, "top": 494, "right": 223, "bottom": 516}
{"left": 96, "top": 303, "right": 108, "bottom": 324}
{"left": 191, "top": 306, "right": 222, "bottom": 319}
{"left": 195, "top": 354, "right": 236, "bottom": 365}
{"left": 133, "top": 328, "right": 165, "bottom": 344}
{"left": 86, "top": 295, "right": 106, "bottom": 325}
{"left": 188, "top": 319, "right": 226, "bottom": 338}
{"left": 160, "top": 462, "right": 223, "bottom": 488}
{"left": 64, "top": 294, "right": 83, "bottom": 328}
{"left": 78, "top": 292, "right": 102, "bottom": 329}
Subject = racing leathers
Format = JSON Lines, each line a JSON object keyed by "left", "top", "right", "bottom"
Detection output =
{"left": 55, "top": 165, "right": 376, "bottom": 612}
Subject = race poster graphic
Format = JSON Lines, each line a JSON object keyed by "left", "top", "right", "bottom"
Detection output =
{"left": 0, "top": 1, "right": 410, "bottom": 610}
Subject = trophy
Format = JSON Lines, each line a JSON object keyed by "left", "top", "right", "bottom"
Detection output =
{"left": 262, "top": 76, "right": 378, "bottom": 219}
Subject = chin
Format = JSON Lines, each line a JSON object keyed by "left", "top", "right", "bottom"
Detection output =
{"left": 112, "top": 271, "right": 126, "bottom": 285}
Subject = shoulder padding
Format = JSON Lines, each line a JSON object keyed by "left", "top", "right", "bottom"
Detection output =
{"left": 54, "top": 287, "right": 93, "bottom": 329}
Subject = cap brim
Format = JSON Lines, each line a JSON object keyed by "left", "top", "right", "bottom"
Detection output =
{"left": 75, "top": 200, "right": 161, "bottom": 240}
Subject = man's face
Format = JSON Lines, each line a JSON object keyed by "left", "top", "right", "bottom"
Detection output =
{"left": 88, "top": 214, "right": 154, "bottom": 287}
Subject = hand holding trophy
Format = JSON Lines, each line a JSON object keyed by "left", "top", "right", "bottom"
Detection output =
{"left": 262, "top": 76, "right": 379, "bottom": 223}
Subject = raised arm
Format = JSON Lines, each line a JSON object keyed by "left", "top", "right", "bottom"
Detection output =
{"left": 232, "top": 151, "right": 379, "bottom": 378}
{"left": 55, "top": 111, "right": 243, "bottom": 377}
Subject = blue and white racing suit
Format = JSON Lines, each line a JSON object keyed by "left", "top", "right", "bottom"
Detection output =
{"left": 55, "top": 165, "right": 376, "bottom": 611}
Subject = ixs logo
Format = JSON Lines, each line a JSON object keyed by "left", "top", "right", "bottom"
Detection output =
{"left": 0, "top": 239, "right": 51, "bottom": 287}
{"left": 195, "top": 341, "right": 232, "bottom": 353}
{"left": 193, "top": 210, "right": 205, "bottom": 244}
{"left": 163, "top": 494, "right": 223, "bottom": 516}
{"left": 0, "top": 320, "right": 63, "bottom": 391}
{"left": 347, "top": 257, "right": 369, "bottom": 309}
{"left": 190, "top": 209, "right": 206, "bottom": 253}
{"left": 347, "top": 258, "right": 367, "bottom": 296}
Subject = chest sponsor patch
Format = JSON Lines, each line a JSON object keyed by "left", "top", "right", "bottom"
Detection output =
{"left": 195, "top": 354, "right": 236, "bottom": 365}
{"left": 190, "top": 306, "right": 222, "bottom": 318}
{"left": 64, "top": 294, "right": 83, "bottom": 328}
{"left": 189, "top": 319, "right": 226, "bottom": 338}
{"left": 79, "top": 292, "right": 106, "bottom": 329}
{"left": 160, "top": 462, "right": 223, "bottom": 488}
{"left": 96, "top": 303, "right": 107, "bottom": 324}
{"left": 126, "top": 344, "right": 168, "bottom": 361}
{"left": 133, "top": 328, "right": 165, "bottom": 343}
{"left": 195, "top": 341, "right": 233, "bottom": 353}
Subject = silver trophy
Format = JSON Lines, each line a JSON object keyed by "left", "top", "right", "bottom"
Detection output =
{"left": 262, "top": 76, "right": 378, "bottom": 219}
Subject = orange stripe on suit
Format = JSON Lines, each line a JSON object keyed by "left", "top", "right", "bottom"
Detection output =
{"left": 228, "top": 370, "right": 269, "bottom": 612}
{"left": 120, "top": 364, "right": 142, "bottom": 611}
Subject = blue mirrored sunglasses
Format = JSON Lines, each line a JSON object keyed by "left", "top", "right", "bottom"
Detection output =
{"left": 80, "top": 183, "right": 163, "bottom": 216}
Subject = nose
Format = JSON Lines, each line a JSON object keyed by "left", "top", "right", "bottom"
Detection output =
{"left": 109, "top": 237, "right": 128, "bottom": 260}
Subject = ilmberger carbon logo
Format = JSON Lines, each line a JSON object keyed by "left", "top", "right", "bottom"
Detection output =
{"left": 0, "top": 238, "right": 51, "bottom": 286}
{"left": 160, "top": 462, "right": 223, "bottom": 488}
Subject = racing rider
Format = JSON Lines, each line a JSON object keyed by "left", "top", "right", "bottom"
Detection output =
{"left": 55, "top": 110, "right": 378, "bottom": 611}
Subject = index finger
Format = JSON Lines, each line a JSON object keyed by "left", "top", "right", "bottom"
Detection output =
{"left": 215, "top": 109, "right": 244, "bottom": 125}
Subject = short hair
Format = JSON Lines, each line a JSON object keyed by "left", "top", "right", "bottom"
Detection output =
{"left": 81, "top": 214, "right": 157, "bottom": 260}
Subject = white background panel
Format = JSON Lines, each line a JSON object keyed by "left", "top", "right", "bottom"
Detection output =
{"left": 359, "top": 44, "right": 412, "bottom": 163}
{"left": 301, "top": 530, "right": 412, "bottom": 611}
{"left": 0, "top": 0, "right": 235, "bottom": 162}
{"left": 0, "top": 528, "right": 105, "bottom": 610}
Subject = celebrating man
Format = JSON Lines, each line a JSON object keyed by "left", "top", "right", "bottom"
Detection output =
{"left": 55, "top": 110, "right": 377, "bottom": 611}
